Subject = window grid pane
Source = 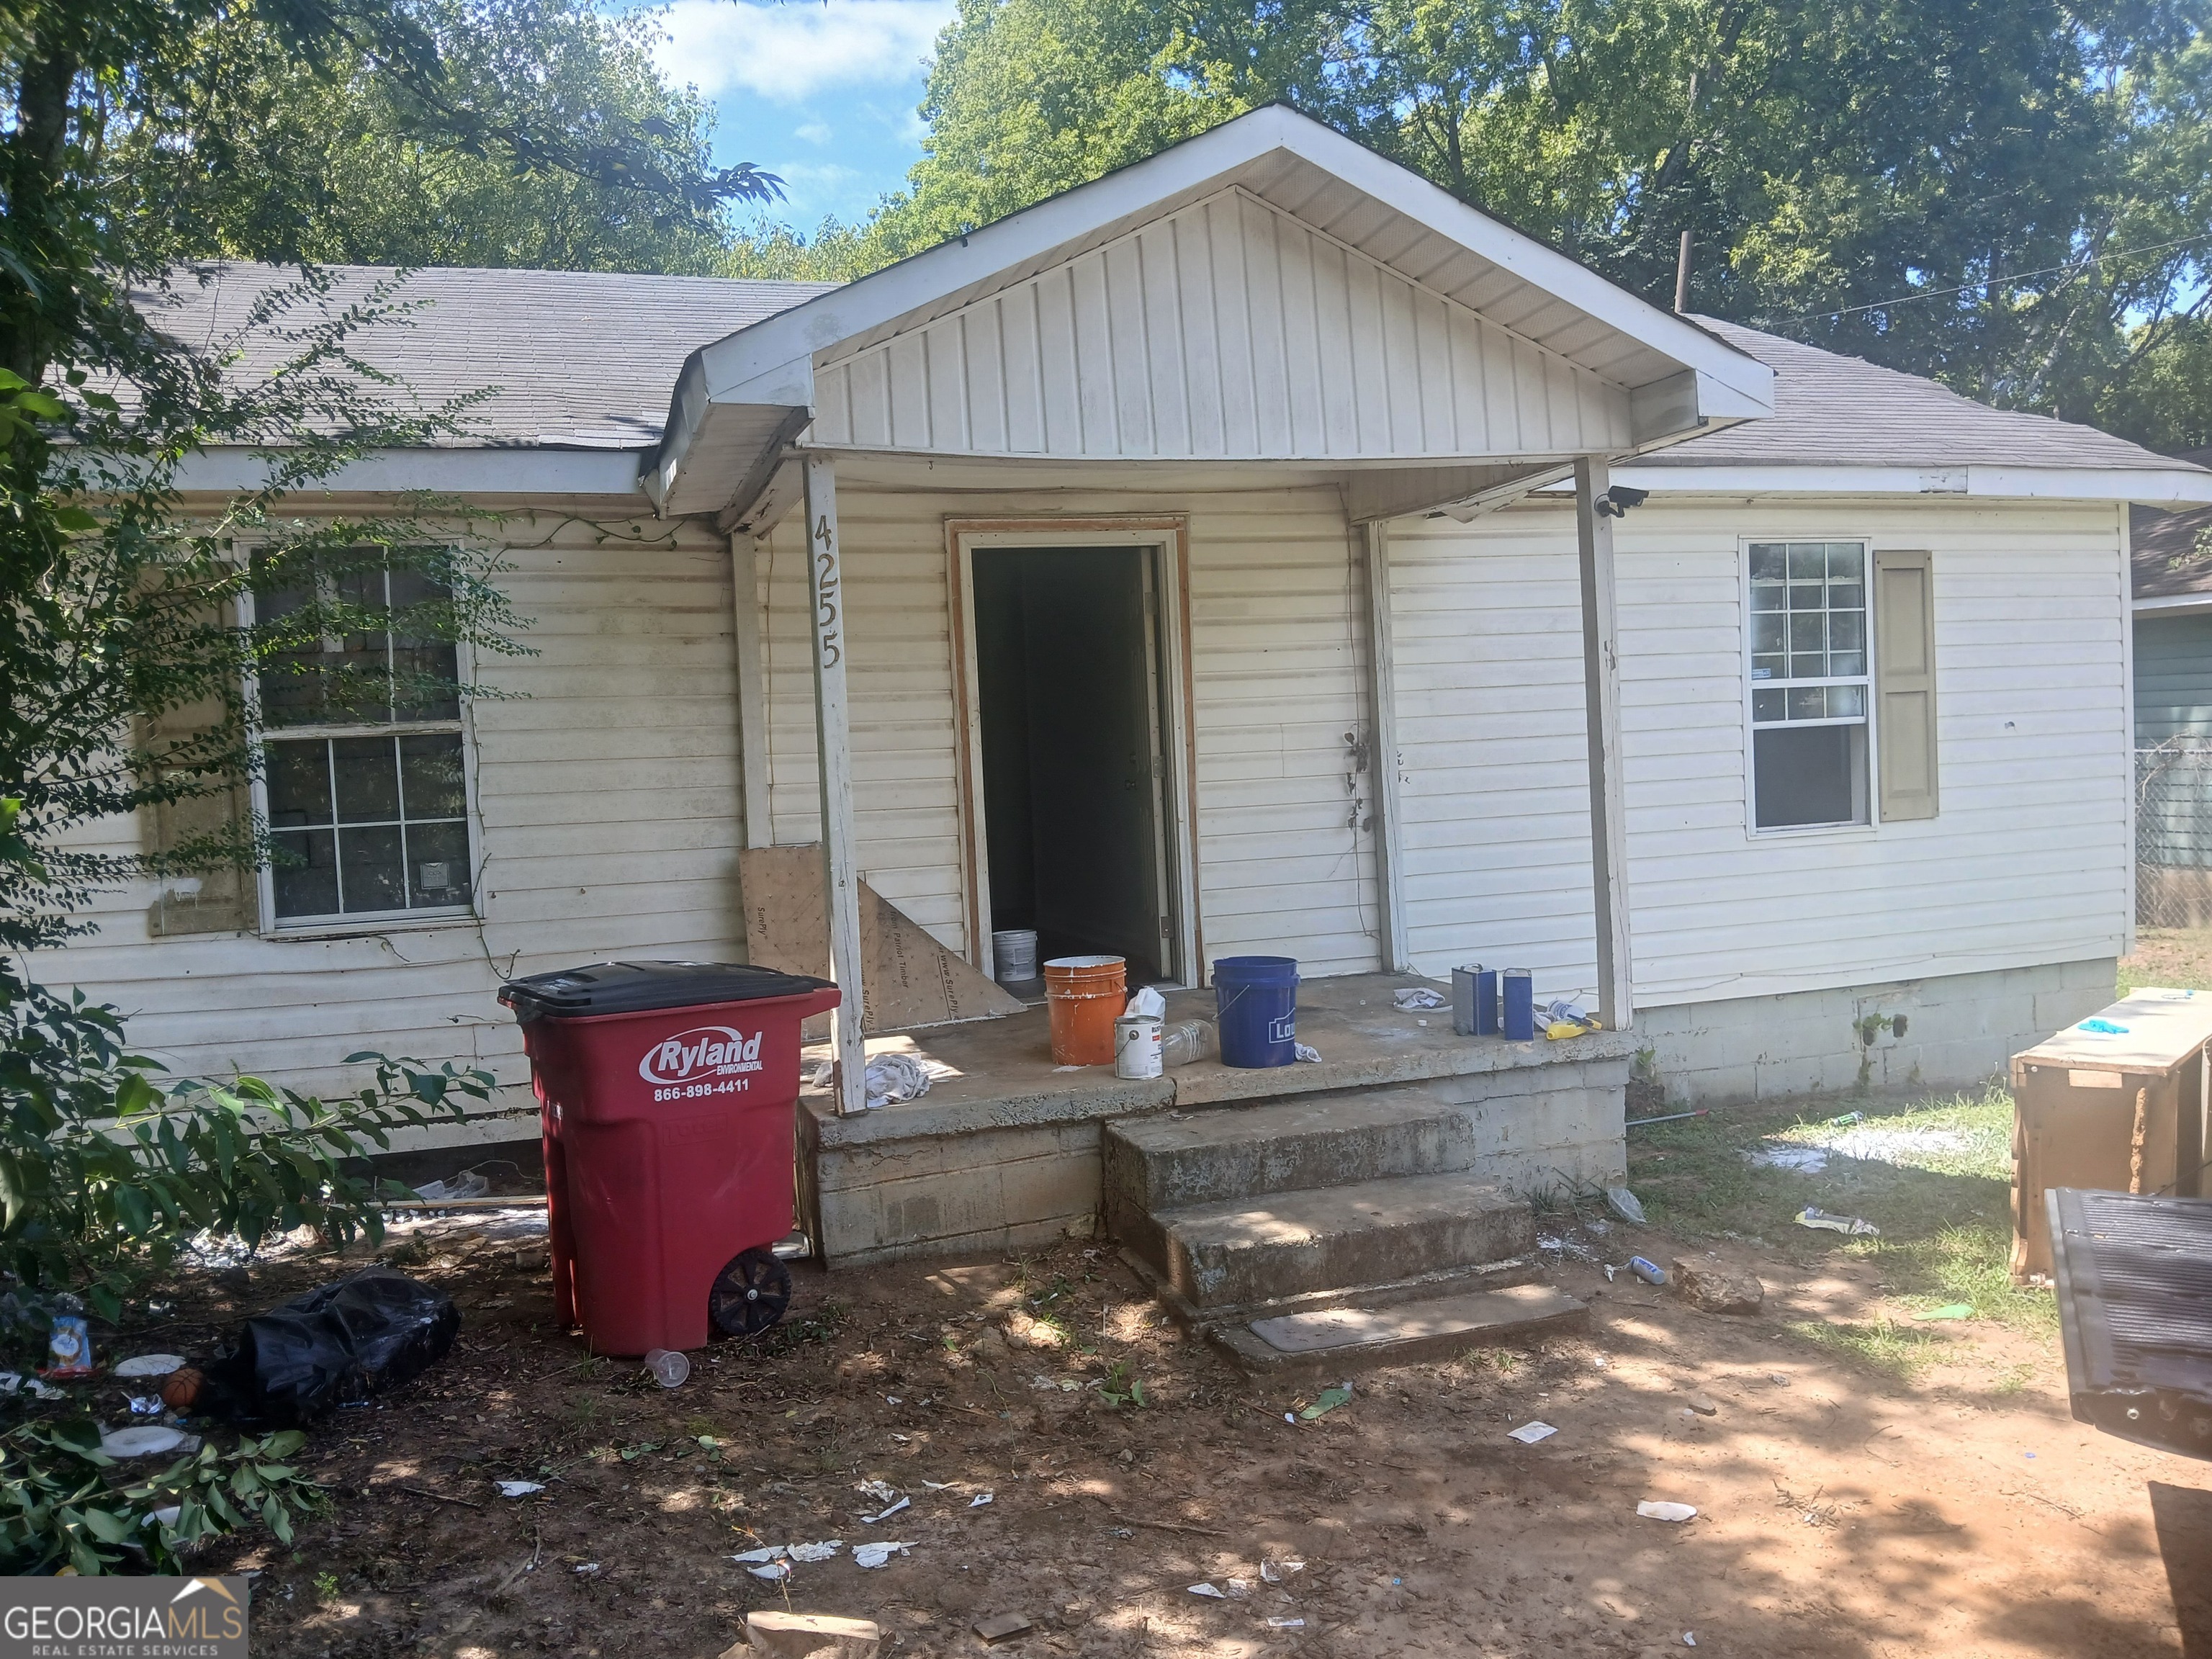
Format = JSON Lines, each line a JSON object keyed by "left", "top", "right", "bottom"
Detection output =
{"left": 1748, "top": 540, "right": 1871, "bottom": 726}
{"left": 265, "top": 732, "right": 469, "bottom": 924}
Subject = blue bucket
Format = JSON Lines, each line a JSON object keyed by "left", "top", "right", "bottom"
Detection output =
{"left": 1213, "top": 956, "right": 1300, "bottom": 1069}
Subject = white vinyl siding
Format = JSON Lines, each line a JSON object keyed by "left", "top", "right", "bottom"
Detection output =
{"left": 32, "top": 518, "right": 748, "bottom": 1103}
{"left": 1388, "top": 497, "right": 2129, "bottom": 1007}
{"left": 809, "top": 189, "right": 1635, "bottom": 464}
{"left": 750, "top": 478, "right": 1382, "bottom": 977}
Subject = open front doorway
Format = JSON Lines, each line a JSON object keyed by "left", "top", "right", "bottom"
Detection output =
{"left": 970, "top": 545, "right": 1176, "bottom": 984}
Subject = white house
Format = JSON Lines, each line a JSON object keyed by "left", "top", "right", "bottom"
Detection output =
{"left": 49, "top": 107, "right": 2212, "bottom": 1264}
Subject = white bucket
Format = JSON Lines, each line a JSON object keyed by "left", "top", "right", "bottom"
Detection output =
{"left": 1115, "top": 1012, "right": 1164, "bottom": 1079}
{"left": 992, "top": 928, "right": 1039, "bottom": 982}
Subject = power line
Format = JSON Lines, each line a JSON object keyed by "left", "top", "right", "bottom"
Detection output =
{"left": 1758, "top": 230, "right": 2212, "bottom": 328}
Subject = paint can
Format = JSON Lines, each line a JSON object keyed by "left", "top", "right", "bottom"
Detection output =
{"left": 992, "top": 928, "right": 1039, "bottom": 984}
{"left": 1452, "top": 964, "right": 1500, "bottom": 1037}
{"left": 1115, "top": 1013, "right": 1164, "bottom": 1079}
{"left": 1043, "top": 956, "right": 1125, "bottom": 1066}
{"left": 1214, "top": 956, "right": 1300, "bottom": 1068}
{"left": 1502, "top": 968, "right": 1535, "bottom": 1042}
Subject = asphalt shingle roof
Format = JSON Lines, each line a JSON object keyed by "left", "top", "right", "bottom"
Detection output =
{"left": 138, "top": 262, "right": 834, "bottom": 449}
{"left": 141, "top": 266, "right": 2205, "bottom": 491}
{"left": 1658, "top": 316, "right": 2190, "bottom": 473}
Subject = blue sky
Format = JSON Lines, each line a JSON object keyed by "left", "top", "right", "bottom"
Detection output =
{"left": 637, "top": 0, "right": 960, "bottom": 232}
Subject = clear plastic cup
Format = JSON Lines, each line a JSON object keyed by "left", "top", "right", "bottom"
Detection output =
{"left": 643, "top": 1347, "right": 690, "bottom": 1388}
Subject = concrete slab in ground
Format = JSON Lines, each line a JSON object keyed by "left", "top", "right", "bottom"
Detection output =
{"left": 1217, "top": 1281, "right": 1588, "bottom": 1374}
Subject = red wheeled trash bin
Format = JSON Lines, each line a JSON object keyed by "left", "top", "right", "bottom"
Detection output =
{"left": 498, "top": 961, "right": 840, "bottom": 1355}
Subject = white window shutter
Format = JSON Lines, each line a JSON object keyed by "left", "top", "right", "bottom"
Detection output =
{"left": 1874, "top": 549, "right": 1938, "bottom": 821}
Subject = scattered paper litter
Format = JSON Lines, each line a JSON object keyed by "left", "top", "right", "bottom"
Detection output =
{"left": 572, "top": 1563, "right": 600, "bottom": 1577}
{"left": 1506, "top": 1421, "right": 1557, "bottom": 1445}
{"left": 853, "top": 1541, "right": 913, "bottom": 1569}
{"left": 922, "top": 1480, "right": 956, "bottom": 1491}
{"left": 99, "top": 1426, "right": 194, "bottom": 1459}
{"left": 1267, "top": 1618, "right": 1308, "bottom": 1630}
{"left": 1795, "top": 1207, "right": 1880, "bottom": 1237}
{"left": 1226, "top": 1578, "right": 1255, "bottom": 1595}
{"left": 1188, "top": 1583, "right": 1228, "bottom": 1599}
{"left": 113, "top": 1354, "right": 186, "bottom": 1378}
{"left": 788, "top": 1541, "right": 843, "bottom": 1563}
{"left": 857, "top": 1479, "right": 899, "bottom": 1503}
{"left": 969, "top": 1492, "right": 994, "bottom": 1508}
{"left": 1293, "top": 1043, "right": 1322, "bottom": 1064}
{"left": 127, "top": 1395, "right": 163, "bottom": 1415}
{"left": 1260, "top": 1560, "right": 1305, "bottom": 1583}
{"left": 1393, "top": 986, "right": 1447, "bottom": 1010}
{"left": 747, "top": 1561, "right": 791, "bottom": 1582}
{"left": 1745, "top": 1144, "right": 1830, "bottom": 1173}
{"left": 732, "top": 1547, "right": 786, "bottom": 1563}
{"left": 1684, "top": 1632, "right": 1698, "bottom": 1647}
{"left": 1637, "top": 1501, "right": 1699, "bottom": 1523}
{"left": 864, "top": 1496, "right": 912, "bottom": 1523}
{"left": 495, "top": 1480, "right": 545, "bottom": 1498}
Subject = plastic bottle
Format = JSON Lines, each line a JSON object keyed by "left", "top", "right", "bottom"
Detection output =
{"left": 1628, "top": 1256, "right": 1667, "bottom": 1286}
{"left": 1161, "top": 1018, "right": 1218, "bottom": 1068}
{"left": 643, "top": 1347, "right": 690, "bottom": 1388}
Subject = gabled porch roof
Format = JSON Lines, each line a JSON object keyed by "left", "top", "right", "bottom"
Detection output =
{"left": 647, "top": 106, "right": 1776, "bottom": 523}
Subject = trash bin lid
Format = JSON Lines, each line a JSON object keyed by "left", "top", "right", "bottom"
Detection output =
{"left": 498, "top": 960, "right": 835, "bottom": 1020}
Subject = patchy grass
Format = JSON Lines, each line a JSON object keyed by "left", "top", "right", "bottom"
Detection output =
{"left": 2119, "top": 928, "right": 2212, "bottom": 997}
{"left": 1627, "top": 1082, "right": 2055, "bottom": 1339}
{"left": 1785, "top": 1316, "right": 1951, "bottom": 1382}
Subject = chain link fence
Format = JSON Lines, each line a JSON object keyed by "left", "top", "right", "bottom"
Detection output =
{"left": 2138, "top": 741, "right": 2212, "bottom": 927}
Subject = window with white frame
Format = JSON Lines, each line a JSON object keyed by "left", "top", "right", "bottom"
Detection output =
{"left": 1747, "top": 539, "right": 1871, "bottom": 830}
{"left": 254, "top": 561, "right": 475, "bottom": 927}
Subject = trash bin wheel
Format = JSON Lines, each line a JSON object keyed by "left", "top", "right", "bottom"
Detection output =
{"left": 709, "top": 1247, "right": 791, "bottom": 1338}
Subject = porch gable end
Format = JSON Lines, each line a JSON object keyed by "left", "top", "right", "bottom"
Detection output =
{"left": 806, "top": 187, "right": 1633, "bottom": 464}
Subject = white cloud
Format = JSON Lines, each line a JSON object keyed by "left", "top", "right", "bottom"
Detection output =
{"left": 650, "top": 0, "right": 957, "bottom": 104}
{"left": 795, "top": 121, "right": 834, "bottom": 144}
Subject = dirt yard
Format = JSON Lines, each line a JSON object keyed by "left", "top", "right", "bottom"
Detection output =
{"left": 148, "top": 1084, "right": 2208, "bottom": 1659}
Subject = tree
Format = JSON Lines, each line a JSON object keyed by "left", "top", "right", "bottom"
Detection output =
{"left": 96, "top": 0, "right": 757, "bottom": 274}
{"left": 846, "top": 0, "right": 2212, "bottom": 439}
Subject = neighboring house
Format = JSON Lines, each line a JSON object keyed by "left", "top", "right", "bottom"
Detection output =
{"left": 43, "top": 108, "right": 2212, "bottom": 1261}
{"left": 2129, "top": 449, "right": 2212, "bottom": 924}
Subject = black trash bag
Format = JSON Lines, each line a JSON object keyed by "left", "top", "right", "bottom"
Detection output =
{"left": 207, "top": 1268, "right": 459, "bottom": 1424}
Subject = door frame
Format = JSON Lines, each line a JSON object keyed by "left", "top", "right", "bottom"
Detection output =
{"left": 945, "top": 516, "right": 1202, "bottom": 986}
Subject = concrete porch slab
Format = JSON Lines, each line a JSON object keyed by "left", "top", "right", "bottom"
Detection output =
{"left": 801, "top": 972, "right": 1632, "bottom": 1148}
{"left": 796, "top": 971, "right": 1632, "bottom": 1267}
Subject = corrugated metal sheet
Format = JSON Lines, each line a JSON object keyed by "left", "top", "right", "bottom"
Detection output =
{"left": 809, "top": 189, "right": 1632, "bottom": 463}
{"left": 33, "top": 518, "right": 748, "bottom": 1097}
{"left": 1388, "top": 497, "right": 2131, "bottom": 1005}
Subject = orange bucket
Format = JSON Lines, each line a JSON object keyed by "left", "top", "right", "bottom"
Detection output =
{"left": 1043, "top": 955, "right": 1126, "bottom": 1066}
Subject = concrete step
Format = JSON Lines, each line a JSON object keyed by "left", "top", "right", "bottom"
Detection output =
{"left": 1151, "top": 1171, "right": 1534, "bottom": 1312}
{"left": 1214, "top": 1282, "right": 1586, "bottom": 1375}
{"left": 1104, "top": 1091, "right": 1476, "bottom": 1262}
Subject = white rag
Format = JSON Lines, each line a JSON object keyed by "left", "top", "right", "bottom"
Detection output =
{"left": 863, "top": 1053, "right": 932, "bottom": 1109}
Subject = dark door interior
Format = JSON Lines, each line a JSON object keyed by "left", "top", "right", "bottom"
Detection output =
{"left": 972, "top": 547, "right": 1168, "bottom": 980}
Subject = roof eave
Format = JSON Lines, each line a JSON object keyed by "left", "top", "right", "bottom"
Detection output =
{"left": 1609, "top": 461, "right": 2212, "bottom": 504}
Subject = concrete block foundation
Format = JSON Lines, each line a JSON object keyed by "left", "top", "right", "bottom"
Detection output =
{"left": 1635, "top": 957, "right": 2117, "bottom": 1107}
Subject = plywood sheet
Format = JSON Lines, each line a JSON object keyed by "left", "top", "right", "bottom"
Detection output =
{"left": 2015, "top": 988, "right": 2212, "bottom": 1074}
{"left": 739, "top": 845, "right": 1023, "bottom": 1037}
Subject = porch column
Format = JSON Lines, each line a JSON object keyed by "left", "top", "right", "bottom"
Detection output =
{"left": 1573, "top": 456, "right": 1635, "bottom": 1031}
{"left": 804, "top": 455, "right": 869, "bottom": 1115}
{"left": 1362, "top": 521, "right": 1411, "bottom": 971}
